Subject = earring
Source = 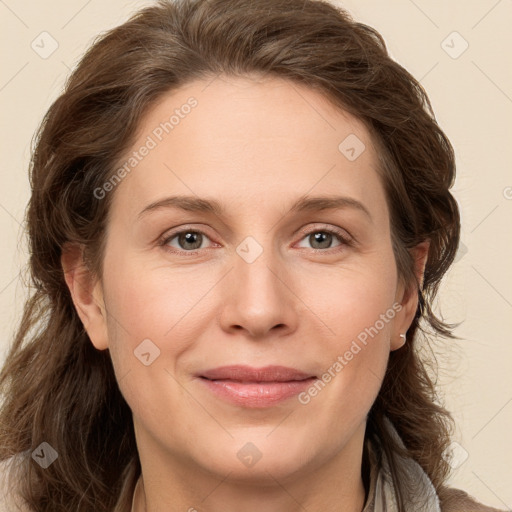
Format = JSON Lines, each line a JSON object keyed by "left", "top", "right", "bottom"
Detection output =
{"left": 399, "top": 333, "right": 406, "bottom": 341}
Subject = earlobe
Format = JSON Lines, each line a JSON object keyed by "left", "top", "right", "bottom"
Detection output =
{"left": 390, "top": 240, "right": 430, "bottom": 351}
{"left": 61, "top": 243, "right": 109, "bottom": 350}
{"left": 391, "top": 332, "right": 407, "bottom": 351}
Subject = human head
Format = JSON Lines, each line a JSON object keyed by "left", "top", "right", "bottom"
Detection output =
{"left": 0, "top": 1, "right": 459, "bottom": 510}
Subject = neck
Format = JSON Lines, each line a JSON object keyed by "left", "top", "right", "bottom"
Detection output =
{"left": 132, "top": 424, "right": 368, "bottom": 512}
{"left": 135, "top": 474, "right": 366, "bottom": 512}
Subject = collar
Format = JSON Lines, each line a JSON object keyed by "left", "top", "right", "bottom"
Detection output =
{"left": 362, "top": 417, "right": 441, "bottom": 512}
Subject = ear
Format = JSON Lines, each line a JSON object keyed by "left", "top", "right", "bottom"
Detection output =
{"left": 61, "top": 242, "right": 109, "bottom": 350}
{"left": 390, "top": 240, "right": 430, "bottom": 351}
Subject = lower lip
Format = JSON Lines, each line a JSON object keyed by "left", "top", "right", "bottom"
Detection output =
{"left": 199, "top": 377, "right": 317, "bottom": 408}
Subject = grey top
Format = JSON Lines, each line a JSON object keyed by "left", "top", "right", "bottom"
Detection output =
{"left": 361, "top": 417, "right": 440, "bottom": 511}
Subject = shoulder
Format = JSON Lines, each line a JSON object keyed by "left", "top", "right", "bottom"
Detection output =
{"left": 0, "top": 456, "right": 32, "bottom": 512}
{"left": 441, "top": 487, "right": 508, "bottom": 512}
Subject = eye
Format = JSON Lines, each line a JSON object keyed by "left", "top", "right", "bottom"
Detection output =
{"left": 295, "top": 226, "right": 352, "bottom": 252}
{"left": 160, "top": 228, "right": 214, "bottom": 254}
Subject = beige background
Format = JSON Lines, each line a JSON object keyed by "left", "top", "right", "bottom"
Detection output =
{"left": 0, "top": 0, "right": 511, "bottom": 508}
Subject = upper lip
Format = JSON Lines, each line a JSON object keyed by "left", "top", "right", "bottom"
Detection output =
{"left": 199, "top": 365, "right": 315, "bottom": 382}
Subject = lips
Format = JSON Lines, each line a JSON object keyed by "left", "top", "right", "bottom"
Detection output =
{"left": 197, "top": 365, "right": 318, "bottom": 408}
{"left": 199, "top": 364, "right": 315, "bottom": 382}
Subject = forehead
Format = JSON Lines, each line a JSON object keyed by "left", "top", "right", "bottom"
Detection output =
{"left": 107, "top": 74, "right": 388, "bottom": 225}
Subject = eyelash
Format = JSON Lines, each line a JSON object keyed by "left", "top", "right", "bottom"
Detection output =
{"left": 157, "top": 224, "right": 354, "bottom": 257}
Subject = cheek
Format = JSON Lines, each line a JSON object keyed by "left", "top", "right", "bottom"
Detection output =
{"left": 100, "top": 259, "right": 208, "bottom": 432}
{"left": 100, "top": 253, "right": 224, "bottom": 425}
{"left": 296, "top": 289, "right": 394, "bottom": 445}
{"left": 102, "top": 254, "right": 214, "bottom": 352}
{"left": 300, "top": 254, "right": 398, "bottom": 348}
{"left": 295, "top": 257, "right": 398, "bottom": 408}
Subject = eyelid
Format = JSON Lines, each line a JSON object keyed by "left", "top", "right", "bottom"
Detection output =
{"left": 293, "top": 223, "right": 354, "bottom": 246}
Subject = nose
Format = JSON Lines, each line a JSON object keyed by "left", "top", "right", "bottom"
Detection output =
{"left": 218, "top": 240, "right": 299, "bottom": 340}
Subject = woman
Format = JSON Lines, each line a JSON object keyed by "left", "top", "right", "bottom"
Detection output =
{"left": 0, "top": 0, "right": 506, "bottom": 510}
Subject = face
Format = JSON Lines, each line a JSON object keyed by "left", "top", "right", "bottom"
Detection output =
{"left": 66, "top": 74, "right": 419, "bottom": 491}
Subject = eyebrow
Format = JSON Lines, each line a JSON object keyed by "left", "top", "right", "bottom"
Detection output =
{"left": 137, "top": 194, "right": 372, "bottom": 221}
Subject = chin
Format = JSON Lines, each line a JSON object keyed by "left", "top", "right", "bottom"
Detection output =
{"left": 187, "top": 428, "right": 322, "bottom": 483}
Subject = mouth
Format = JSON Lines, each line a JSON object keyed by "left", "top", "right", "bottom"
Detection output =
{"left": 197, "top": 365, "right": 318, "bottom": 408}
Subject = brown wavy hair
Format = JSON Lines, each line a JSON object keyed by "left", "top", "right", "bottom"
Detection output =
{"left": 0, "top": 0, "right": 460, "bottom": 510}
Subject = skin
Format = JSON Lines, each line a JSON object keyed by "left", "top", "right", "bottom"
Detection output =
{"left": 62, "top": 74, "right": 427, "bottom": 512}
